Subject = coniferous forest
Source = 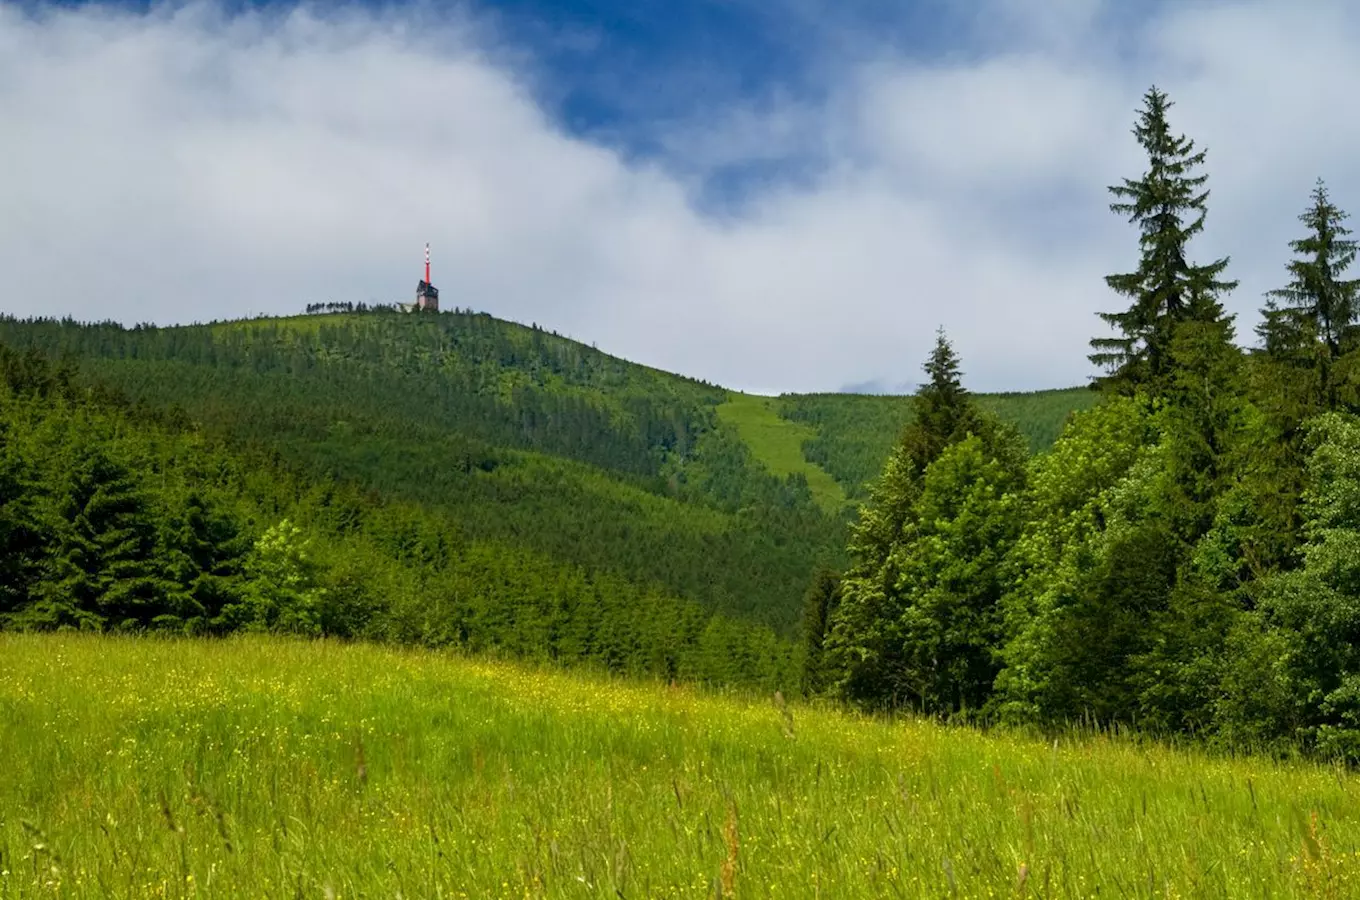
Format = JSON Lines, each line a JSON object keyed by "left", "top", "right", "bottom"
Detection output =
{"left": 7, "top": 84, "right": 1360, "bottom": 759}
{"left": 810, "top": 86, "right": 1360, "bottom": 759}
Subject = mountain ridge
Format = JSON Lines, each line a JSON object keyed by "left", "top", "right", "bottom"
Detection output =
{"left": 0, "top": 308, "right": 1093, "bottom": 639}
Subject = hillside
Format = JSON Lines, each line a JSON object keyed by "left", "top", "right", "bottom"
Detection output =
{"left": 716, "top": 392, "right": 846, "bottom": 513}
{"left": 0, "top": 309, "right": 1092, "bottom": 640}
{"left": 5, "top": 633, "right": 1358, "bottom": 899}
{"left": 778, "top": 387, "right": 1099, "bottom": 499}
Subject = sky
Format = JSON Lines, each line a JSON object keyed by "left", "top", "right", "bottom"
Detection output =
{"left": 3, "top": 1, "right": 1360, "bottom": 394}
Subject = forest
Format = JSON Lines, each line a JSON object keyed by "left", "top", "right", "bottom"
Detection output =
{"left": 5, "top": 83, "right": 1354, "bottom": 758}
{"left": 0, "top": 340, "right": 803, "bottom": 687}
{"left": 804, "top": 86, "right": 1360, "bottom": 760}
{"left": 0, "top": 298, "right": 1081, "bottom": 647}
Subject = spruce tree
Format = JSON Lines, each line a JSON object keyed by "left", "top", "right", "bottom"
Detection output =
{"left": 1258, "top": 179, "right": 1360, "bottom": 410}
{"left": 0, "top": 423, "right": 45, "bottom": 620}
{"left": 893, "top": 327, "right": 985, "bottom": 482}
{"left": 24, "top": 443, "right": 169, "bottom": 630}
{"left": 799, "top": 567, "right": 841, "bottom": 696}
{"left": 157, "top": 490, "right": 250, "bottom": 633}
{"left": 827, "top": 332, "right": 1027, "bottom": 710}
{"left": 910, "top": 328, "right": 974, "bottom": 463}
{"left": 1092, "top": 86, "right": 1237, "bottom": 393}
{"left": 847, "top": 328, "right": 980, "bottom": 578}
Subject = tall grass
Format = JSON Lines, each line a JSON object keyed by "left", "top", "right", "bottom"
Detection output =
{"left": 3, "top": 634, "right": 1359, "bottom": 898}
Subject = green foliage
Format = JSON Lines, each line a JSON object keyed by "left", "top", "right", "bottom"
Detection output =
{"left": 827, "top": 334, "right": 1030, "bottom": 714}
{"left": 877, "top": 432, "right": 1026, "bottom": 713}
{"left": 223, "top": 519, "right": 327, "bottom": 635}
{"left": 1092, "top": 85, "right": 1238, "bottom": 392}
{"left": 1241, "top": 414, "right": 1360, "bottom": 758}
{"left": 777, "top": 388, "right": 1096, "bottom": 499}
{"left": 993, "top": 396, "right": 1158, "bottom": 722}
{"left": 1259, "top": 179, "right": 1360, "bottom": 411}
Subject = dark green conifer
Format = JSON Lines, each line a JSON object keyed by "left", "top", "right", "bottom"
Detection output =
{"left": 1092, "top": 86, "right": 1237, "bottom": 393}
{"left": 25, "top": 444, "right": 169, "bottom": 630}
{"left": 1258, "top": 179, "right": 1360, "bottom": 410}
{"left": 905, "top": 327, "right": 979, "bottom": 472}
{"left": 0, "top": 424, "right": 45, "bottom": 619}
{"left": 799, "top": 566, "right": 841, "bottom": 696}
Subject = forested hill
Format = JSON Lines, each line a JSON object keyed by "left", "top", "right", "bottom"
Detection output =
{"left": 778, "top": 388, "right": 1099, "bottom": 500}
{"left": 0, "top": 309, "right": 1089, "bottom": 652}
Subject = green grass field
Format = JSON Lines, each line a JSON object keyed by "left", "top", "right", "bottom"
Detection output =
{"left": 716, "top": 393, "right": 846, "bottom": 514}
{"left": 4, "top": 635, "right": 1359, "bottom": 898}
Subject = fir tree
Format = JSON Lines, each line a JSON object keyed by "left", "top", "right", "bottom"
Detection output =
{"left": 1092, "top": 86, "right": 1237, "bottom": 393}
{"left": 1258, "top": 179, "right": 1360, "bottom": 410}
{"left": 0, "top": 423, "right": 45, "bottom": 619}
{"left": 24, "top": 443, "right": 168, "bottom": 630}
{"left": 845, "top": 328, "right": 979, "bottom": 579}
{"left": 156, "top": 490, "right": 250, "bottom": 633}
{"left": 906, "top": 327, "right": 978, "bottom": 471}
{"left": 799, "top": 567, "right": 841, "bottom": 696}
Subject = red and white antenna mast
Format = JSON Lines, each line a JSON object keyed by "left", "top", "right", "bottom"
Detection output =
{"left": 425, "top": 242, "right": 431, "bottom": 284}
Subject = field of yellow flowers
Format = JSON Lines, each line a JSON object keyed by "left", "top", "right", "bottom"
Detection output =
{"left": 3, "top": 633, "right": 1360, "bottom": 898}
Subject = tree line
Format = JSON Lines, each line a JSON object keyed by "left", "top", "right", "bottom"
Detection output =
{"left": 804, "top": 86, "right": 1360, "bottom": 759}
{"left": 0, "top": 342, "right": 796, "bottom": 688}
{"left": 0, "top": 312, "right": 843, "bottom": 632}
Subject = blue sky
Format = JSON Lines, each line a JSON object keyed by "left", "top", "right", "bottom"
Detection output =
{"left": 4, "top": 0, "right": 1360, "bottom": 393}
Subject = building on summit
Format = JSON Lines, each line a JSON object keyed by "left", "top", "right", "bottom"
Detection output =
{"left": 401, "top": 243, "right": 440, "bottom": 313}
{"left": 416, "top": 242, "right": 439, "bottom": 312}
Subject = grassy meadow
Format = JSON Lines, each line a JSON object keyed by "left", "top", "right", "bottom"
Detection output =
{"left": 715, "top": 393, "right": 846, "bottom": 514}
{"left": 4, "top": 635, "right": 1360, "bottom": 899}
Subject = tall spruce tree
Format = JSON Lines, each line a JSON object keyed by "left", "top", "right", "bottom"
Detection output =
{"left": 1258, "top": 179, "right": 1360, "bottom": 410}
{"left": 0, "top": 423, "right": 44, "bottom": 620}
{"left": 24, "top": 442, "right": 169, "bottom": 630}
{"left": 900, "top": 327, "right": 984, "bottom": 475}
{"left": 1091, "top": 86, "right": 1237, "bottom": 393}
{"left": 826, "top": 331, "right": 1026, "bottom": 711}
{"left": 847, "top": 328, "right": 981, "bottom": 578}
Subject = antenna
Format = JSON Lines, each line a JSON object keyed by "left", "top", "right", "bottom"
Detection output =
{"left": 425, "top": 242, "right": 431, "bottom": 284}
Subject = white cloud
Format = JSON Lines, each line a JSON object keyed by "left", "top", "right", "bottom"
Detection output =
{"left": 2, "top": 0, "right": 1360, "bottom": 393}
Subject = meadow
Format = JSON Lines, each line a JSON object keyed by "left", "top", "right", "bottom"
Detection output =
{"left": 3, "top": 635, "right": 1359, "bottom": 899}
{"left": 715, "top": 393, "right": 846, "bottom": 514}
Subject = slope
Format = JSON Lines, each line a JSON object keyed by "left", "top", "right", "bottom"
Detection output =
{"left": 0, "top": 310, "right": 1097, "bottom": 634}
{"left": 6, "top": 633, "right": 1357, "bottom": 898}
{"left": 0, "top": 344, "right": 795, "bottom": 685}
{"left": 715, "top": 392, "right": 846, "bottom": 514}
{"left": 779, "top": 387, "right": 1099, "bottom": 499}
{"left": 0, "top": 312, "right": 842, "bottom": 632}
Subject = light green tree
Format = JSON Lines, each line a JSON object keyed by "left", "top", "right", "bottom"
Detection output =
{"left": 224, "top": 519, "right": 326, "bottom": 635}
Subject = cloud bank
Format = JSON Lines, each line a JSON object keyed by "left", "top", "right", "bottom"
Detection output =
{"left": 3, "top": 0, "right": 1360, "bottom": 394}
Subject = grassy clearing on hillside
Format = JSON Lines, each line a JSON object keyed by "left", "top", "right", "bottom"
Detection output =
{"left": 778, "top": 389, "right": 1099, "bottom": 499}
{"left": 716, "top": 394, "right": 846, "bottom": 514}
{"left": 3, "top": 636, "right": 1359, "bottom": 899}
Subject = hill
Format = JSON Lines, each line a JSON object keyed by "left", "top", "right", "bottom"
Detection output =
{"left": 5, "top": 633, "right": 1357, "bottom": 898}
{"left": 715, "top": 392, "right": 846, "bottom": 513}
{"left": 0, "top": 309, "right": 1093, "bottom": 647}
{"left": 0, "top": 340, "right": 796, "bottom": 687}
{"left": 778, "top": 387, "right": 1100, "bottom": 500}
